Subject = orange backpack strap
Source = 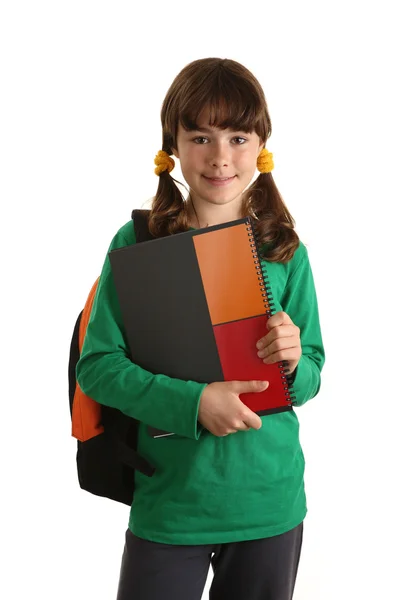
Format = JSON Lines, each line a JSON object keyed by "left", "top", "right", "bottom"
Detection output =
{"left": 72, "top": 277, "right": 105, "bottom": 442}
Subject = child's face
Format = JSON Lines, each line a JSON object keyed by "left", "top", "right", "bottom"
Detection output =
{"left": 173, "top": 111, "right": 264, "bottom": 211}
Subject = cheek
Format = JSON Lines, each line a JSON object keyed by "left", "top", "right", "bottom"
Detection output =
{"left": 237, "top": 151, "right": 257, "bottom": 171}
{"left": 181, "top": 155, "right": 198, "bottom": 176}
{"left": 183, "top": 150, "right": 205, "bottom": 172}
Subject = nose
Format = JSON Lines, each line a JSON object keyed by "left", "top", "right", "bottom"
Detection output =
{"left": 209, "top": 141, "right": 230, "bottom": 168}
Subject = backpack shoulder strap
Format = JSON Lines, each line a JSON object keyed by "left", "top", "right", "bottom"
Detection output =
{"left": 131, "top": 209, "right": 155, "bottom": 243}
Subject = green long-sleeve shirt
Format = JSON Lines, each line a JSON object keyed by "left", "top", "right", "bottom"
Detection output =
{"left": 76, "top": 219, "right": 325, "bottom": 544}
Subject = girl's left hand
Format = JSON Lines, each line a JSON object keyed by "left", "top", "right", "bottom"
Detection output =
{"left": 256, "top": 311, "right": 302, "bottom": 375}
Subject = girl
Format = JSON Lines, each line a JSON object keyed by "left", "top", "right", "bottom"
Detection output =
{"left": 76, "top": 57, "right": 325, "bottom": 600}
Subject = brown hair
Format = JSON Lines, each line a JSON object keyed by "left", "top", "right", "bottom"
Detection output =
{"left": 148, "top": 58, "right": 299, "bottom": 263}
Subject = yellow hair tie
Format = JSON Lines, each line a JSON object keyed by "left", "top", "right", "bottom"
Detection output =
{"left": 257, "top": 148, "right": 274, "bottom": 173}
{"left": 154, "top": 150, "right": 175, "bottom": 176}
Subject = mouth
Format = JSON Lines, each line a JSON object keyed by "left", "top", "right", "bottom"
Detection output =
{"left": 203, "top": 175, "right": 236, "bottom": 186}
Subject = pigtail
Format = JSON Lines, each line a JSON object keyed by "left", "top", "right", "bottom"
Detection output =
{"left": 243, "top": 172, "right": 300, "bottom": 263}
{"left": 148, "top": 142, "right": 191, "bottom": 237}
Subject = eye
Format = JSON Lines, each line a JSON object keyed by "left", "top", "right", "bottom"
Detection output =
{"left": 193, "top": 137, "right": 209, "bottom": 144}
{"left": 232, "top": 137, "right": 247, "bottom": 145}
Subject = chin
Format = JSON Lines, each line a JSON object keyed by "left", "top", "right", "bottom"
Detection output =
{"left": 205, "top": 195, "right": 242, "bottom": 206}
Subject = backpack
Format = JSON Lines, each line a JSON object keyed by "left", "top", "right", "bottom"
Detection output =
{"left": 69, "top": 209, "right": 157, "bottom": 505}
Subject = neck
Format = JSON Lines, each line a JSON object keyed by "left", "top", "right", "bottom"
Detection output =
{"left": 187, "top": 196, "right": 243, "bottom": 229}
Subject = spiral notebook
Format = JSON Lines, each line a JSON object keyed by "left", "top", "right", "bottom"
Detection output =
{"left": 109, "top": 218, "right": 295, "bottom": 438}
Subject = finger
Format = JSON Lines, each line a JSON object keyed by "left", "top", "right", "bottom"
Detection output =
{"left": 266, "top": 311, "right": 293, "bottom": 330}
{"left": 231, "top": 419, "right": 253, "bottom": 432}
{"left": 242, "top": 412, "right": 263, "bottom": 430}
{"left": 262, "top": 347, "right": 302, "bottom": 364}
{"left": 224, "top": 422, "right": 256, "bottom": 435}
{"left": 256, "top": 325, "right": 299, "bottom": 351}
{"left": 232, "top": 380, "right": 269, "bottom": 395}
{"left": 257, "top": 336, "right": 299, "bottom": 359}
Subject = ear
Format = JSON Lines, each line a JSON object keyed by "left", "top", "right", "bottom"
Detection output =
{"left": 258, "top": 141, "right": 265, "bottom": 153}
{"left": 171, "top": 148, "right": 180, "bottom": 159}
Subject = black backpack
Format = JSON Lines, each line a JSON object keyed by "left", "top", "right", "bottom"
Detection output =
{"left": 69, "top": 209, "right": 157, "bottom": 505}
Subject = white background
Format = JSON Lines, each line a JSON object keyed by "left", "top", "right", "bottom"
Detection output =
{"left": 1, "top": 1, "right": 399, "bottom": 598}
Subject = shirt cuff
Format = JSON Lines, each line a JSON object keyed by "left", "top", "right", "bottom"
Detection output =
{"left": 289, "top": 355, "right": 312, "bottom": 407}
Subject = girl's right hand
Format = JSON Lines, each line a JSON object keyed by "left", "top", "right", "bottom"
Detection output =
{"left": 197, "top": 380, "right": 269, "bottom": 437}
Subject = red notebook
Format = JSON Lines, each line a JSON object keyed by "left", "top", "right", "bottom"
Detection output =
{"left": 109, "top": 218, "right": 295, "bottom": 437}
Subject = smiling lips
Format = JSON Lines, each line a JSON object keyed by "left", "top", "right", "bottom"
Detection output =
{"left": 203, "top": 175, "right": 236, "bottom": 186}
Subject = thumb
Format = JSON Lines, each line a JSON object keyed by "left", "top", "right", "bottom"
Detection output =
{"left": 233, "top": 380, "right": 269, "bottom": 395}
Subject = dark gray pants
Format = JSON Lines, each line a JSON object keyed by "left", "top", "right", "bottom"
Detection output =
{"left": 116, "top": 522, "right": 303, "bottom": 600}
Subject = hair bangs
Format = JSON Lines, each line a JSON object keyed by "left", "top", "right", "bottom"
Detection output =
{"left": 179, "top": 71, "right": 266, "bottom": 137}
